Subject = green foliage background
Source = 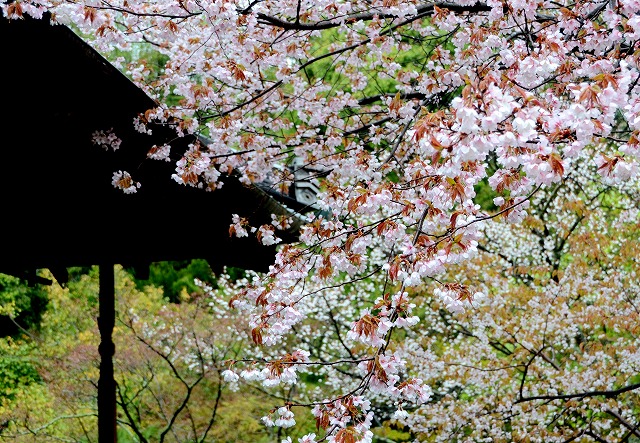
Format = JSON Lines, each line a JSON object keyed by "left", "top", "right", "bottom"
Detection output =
{"left": 0, "top": 264, "right": 321, "bottom": 442}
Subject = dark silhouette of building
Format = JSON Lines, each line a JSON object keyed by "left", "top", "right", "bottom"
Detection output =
{"left": 0, "top": 15, "right": 301, "bottom": 442}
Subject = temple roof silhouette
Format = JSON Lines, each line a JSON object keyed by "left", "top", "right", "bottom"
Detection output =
{"left": 0, "top": 14, "right": 297, "bottom": 282}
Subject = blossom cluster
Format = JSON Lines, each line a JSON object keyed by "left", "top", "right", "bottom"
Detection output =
{"left": 91, "top": 128, "right": 121, "bottom": 151}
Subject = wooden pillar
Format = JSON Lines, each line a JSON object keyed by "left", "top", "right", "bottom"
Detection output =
{"left": 98, "top": 263, "right": 117, "bottom": 443}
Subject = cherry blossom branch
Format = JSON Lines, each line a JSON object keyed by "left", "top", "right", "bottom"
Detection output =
{"left": 326, "top": 304, "right": 359, "bottom": 362}
{"left": 237, "top": 0, "right": 264, "bottom": 15}
{"left": 255, "top": 2, "right": 492, "bottom": 31}
{"left": 446, "top": 317, "right": 515, "bottom": 356}
{"left": 380, "top": 100, "right": 426, "bottom": 169}
{"left": 444, "top": 362, "right": 524, "bottom": 372}
{"left": 515, "top": 381, "right": 640, "bottom": 404}
{"left": 232, "top": 357, "right": 372, "bottom": 366}
{"left": 417, "top": 184, "right": 543, "bottom": 248}
{"left": 92, "top": 2, "right": 200, "bottom": 18}
{"left": 261, "top": 265, "right": 385, "bottom": 321}
{"left": 460, "top": 184, "right": 543, "bottom": 228}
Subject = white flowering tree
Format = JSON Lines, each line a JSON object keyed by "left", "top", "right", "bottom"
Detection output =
{"left": 393, "top": 157, "right": 640, "bottom": 442}
{"left": 4, "top": 0, "right": 640, "bottom": 441}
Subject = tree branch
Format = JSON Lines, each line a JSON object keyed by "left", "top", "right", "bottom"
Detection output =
{"left": 605, "top": 409, "right": 640, "bottom": 439}
{"left": 515, "top": 381, "right": 640, "bottom": 404}
{"left": 256, "top": 2, "right": 492, "bottom": 31}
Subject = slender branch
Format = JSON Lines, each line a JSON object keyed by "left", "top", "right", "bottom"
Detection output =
{"left": 379, "top": 100, "right": 425, "bottom": 169}
{"left": 159, "top": 375, "right": 204, "bottom": 442}
{"left": 515, "top": 381, "right": 640, "bottom": 404}
{"left": 234, "top": 357, "right": 373, "bottom": 366}
{"left": 117, "top": 385, "right": 150, "bottom": 443}
{"left": 92, "top": 3, "right": 200, "bottom": 19}
{"left": 444, "top": 362, "right": 523, "bottom": 372}
{"left": 605, "top": 409, "right": 640, "bottom": 439}
{"left": 585, "top": 429, "right": 608, "bottom": 443}
{"left": 10, "top": 414, "right": 96, "bottom": 436}
{"left": 198, "top": 373, "right": 224, "bottom": 443}
{"left": 7, "top": 315, "right": 38, "bottom": 341}
{"left": 326, "top": 305, "right": 358, "bottom": 361}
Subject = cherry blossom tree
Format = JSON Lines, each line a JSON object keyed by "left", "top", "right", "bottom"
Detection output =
{"left": 3, "top": 0, "right": 640, "bottom": 440}
{"left": 394, "top": 156, "right": 640, "bottom": 442}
